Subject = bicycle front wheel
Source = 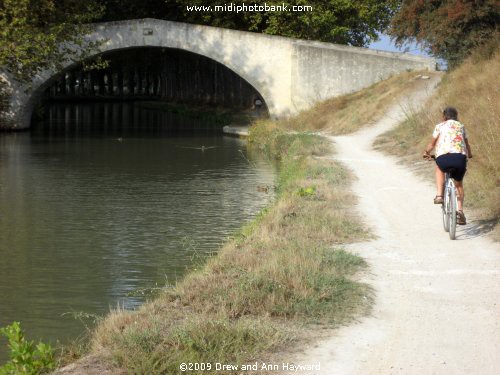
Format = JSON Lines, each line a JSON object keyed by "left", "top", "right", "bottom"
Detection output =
{"left": 442, "top": 192, "right": 450, "bottom": 232}
{"left": 448, "top": 183, "right": 457, "bottom": 240}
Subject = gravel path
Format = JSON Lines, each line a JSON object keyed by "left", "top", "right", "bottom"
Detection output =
{"left": 287, "top": 76, "right": 500, "bottom": 374}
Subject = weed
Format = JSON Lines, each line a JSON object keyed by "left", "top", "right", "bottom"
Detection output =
{"left": 0, "top": 322, "right": 55, "bottom": 375}
{"left": 297, "top": 185, "right": 316, "bottom": 197}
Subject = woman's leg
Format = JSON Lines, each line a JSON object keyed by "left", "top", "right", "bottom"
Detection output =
{"left": 455, "top": 180, "right": 464, "bottom": 211}
{"left": 454, "top": 179, "right": 466, "bottom": 224}
{"left": 435, "top": 165, "right": 444, "bottom": 197}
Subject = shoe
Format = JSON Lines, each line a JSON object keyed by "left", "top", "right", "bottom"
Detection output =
{"left": 457, "top": 210, "right": 466, "bottom": 225}
{"left": 434, "top": 195, "right": 444, "bottom": 204}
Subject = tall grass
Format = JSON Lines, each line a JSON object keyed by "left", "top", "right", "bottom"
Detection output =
{"left": 376, "top": 45, "right": 500, "bottom": 221}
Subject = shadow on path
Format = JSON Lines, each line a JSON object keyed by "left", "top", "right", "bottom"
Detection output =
{"left": 457, "top": 218, "right": 498, "bottom": 241}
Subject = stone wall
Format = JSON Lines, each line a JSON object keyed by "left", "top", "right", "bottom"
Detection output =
{"left": 291, "top": 41, "right": 435, "bottom": 110}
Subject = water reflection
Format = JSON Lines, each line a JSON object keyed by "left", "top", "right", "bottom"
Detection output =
{"left": 38, "top": 101, "right": 224, "bottom": 136}
{"left": 0, "top": 102, "right": 275, "bottom": 358}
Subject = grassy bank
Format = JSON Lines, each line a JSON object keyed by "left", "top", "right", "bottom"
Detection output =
{"left": 375, "top": 45, "right": 499, "bottom": 225}
{"left": 79, "top": 122, "right": 370, "bottom": 374}
{"left": 274, "top": 70, "right": 435, "bottom": 135}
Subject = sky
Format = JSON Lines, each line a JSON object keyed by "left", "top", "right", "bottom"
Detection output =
{"left": 368, "top": 34, "right": 429, "bottom": 57}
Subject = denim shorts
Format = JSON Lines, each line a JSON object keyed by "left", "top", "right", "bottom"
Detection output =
{"left": 436, "top": 153, "right": 467, "bottom": 181}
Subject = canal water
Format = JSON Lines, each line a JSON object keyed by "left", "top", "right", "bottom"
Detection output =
{"left": 0, "top": 102, "right": 275, "bottom": 360}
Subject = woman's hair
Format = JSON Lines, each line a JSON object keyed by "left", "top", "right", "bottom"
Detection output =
{"left": 443, "top": 106, "right": 458, "bottom": 120}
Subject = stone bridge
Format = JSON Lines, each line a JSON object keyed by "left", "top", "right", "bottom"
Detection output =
{"left": 1, "top": 18, "right": 435, "bottom": 130}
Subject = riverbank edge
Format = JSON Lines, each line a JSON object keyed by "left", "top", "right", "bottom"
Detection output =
{"left": 53, "top": 122, "right": 371, "bottom": 374}
{"left": 53, "top": 70, "right": 439, "bottom": 374}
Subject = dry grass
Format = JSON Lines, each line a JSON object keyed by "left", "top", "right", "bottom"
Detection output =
{"left": 375, "top": 46, "right": 500, "bottom": 225}
{"left": 279, "top": 70, "right": 438, "bottom": 135}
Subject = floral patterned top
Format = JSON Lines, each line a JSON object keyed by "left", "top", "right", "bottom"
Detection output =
{"left": 432, "top": 119, "right": 468, "bottom": 157}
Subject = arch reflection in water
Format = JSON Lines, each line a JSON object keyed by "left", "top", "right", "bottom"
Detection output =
{"left": 39, "top": 101, "right": 228, "bottom": 136}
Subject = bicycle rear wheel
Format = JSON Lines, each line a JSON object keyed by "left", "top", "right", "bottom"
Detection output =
{"left": 448, "top": 182, "right": 457, "bottom": 240}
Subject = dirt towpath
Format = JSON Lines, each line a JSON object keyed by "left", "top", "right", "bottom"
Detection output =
{"left": 286, "top": 76, "right": 500, "bottom": 374}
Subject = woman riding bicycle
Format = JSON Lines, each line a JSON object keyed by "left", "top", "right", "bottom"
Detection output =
{"left": 423, "top": 107, "right": 472, "bottom": 225}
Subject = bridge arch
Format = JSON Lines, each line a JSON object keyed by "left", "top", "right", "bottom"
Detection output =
{"left": 36, "top": 46, "right": 270, "bottom": 114}
{"left": 1, "top": 19, "right": 435, "bottom": 130}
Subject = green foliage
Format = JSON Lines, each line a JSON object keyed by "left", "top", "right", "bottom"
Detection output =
{"left": 389, "top": 0, "right": 499, "bottom": 66}
{"left": 99, "top": 0, "right": 179, "bottom": 22}
{"left": 235, "top": 207, "right": 269, "bottom": 240}
{"left": 297, "top": 185, "right": 316, "bottom": 197}
{"left": 180, "top": 0, "right": 399, "bottom": 46}
{"left": 0, "top": 322, "right": 55, "bottom": 375}
{"left": 97, "top": 0, "right": 398, "bottom": 46}
{"left": 82, "top": 55, "right": 110, "bottom": 72}
{"left": 0, "top": 0, "right": 104, "bottom": 81}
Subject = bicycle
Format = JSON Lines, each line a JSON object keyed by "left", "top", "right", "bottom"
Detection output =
{"left": 426, "top": 155, "right": 457, "bottom": 240}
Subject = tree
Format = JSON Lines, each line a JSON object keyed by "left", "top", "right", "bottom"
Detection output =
{"left": 94, "top": 0, "right": 399, "bottom": 47}
{"left": 389, "top": 0, "right": 499, "bottom": 66}
{"left": 0, "top": 0, "right": 104, "bottom": 82}
{"left": 179, "top": 0, "right": 400, "bottom": 46}
{"left": 99, "top": 0, "right": 181, "bottom": 21}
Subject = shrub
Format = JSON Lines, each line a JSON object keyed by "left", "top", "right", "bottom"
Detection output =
{"left": 0, "top": 322, "right": 56, "bottom": 375}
